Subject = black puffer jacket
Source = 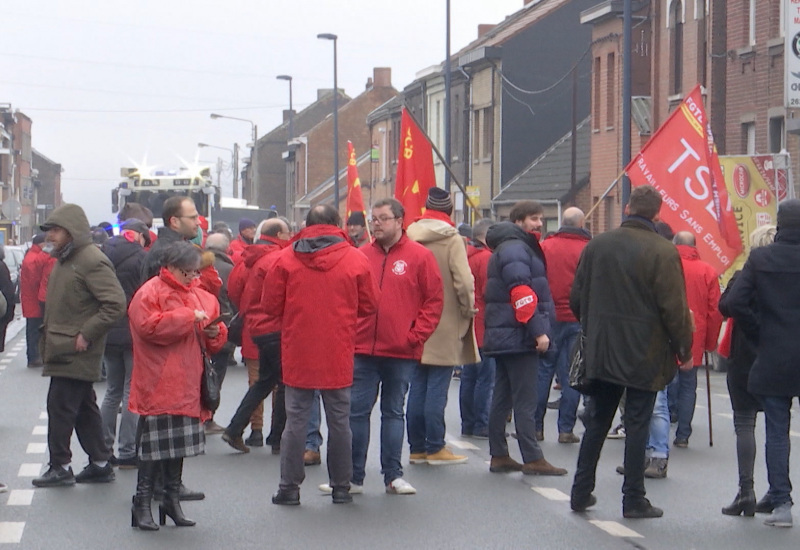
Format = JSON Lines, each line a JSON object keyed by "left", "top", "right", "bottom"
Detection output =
{"left": 482, "top": 222, "right": 555, "bottom": 356}
{"left": 102, "top": 235, "right": 146, "bottom": 347}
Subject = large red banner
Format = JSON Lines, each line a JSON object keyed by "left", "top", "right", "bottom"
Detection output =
{"left": 626, "top": 84, "right": 743, "bottom": 274}
{"left": 394, "top": 108, "right": 436, "bottom": 228}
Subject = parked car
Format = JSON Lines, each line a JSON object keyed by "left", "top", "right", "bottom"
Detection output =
{"left": 3, "top": 245, "right": 27, "bottom": 304}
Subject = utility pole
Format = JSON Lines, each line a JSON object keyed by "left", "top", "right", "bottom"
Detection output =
{"left": 621, "top": 0, "right": 632, "bottom": 218}
{"left": 233, "top": 143, "right": 239, "bottom": 199}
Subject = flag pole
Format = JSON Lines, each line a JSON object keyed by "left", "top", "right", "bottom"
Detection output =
{"left": 585, "top": 169, "right": 626, "bottom": 218}
{"left": 402, "top": 106, "right": 482, "bottom": 218}
{"left": 705, "top": 351, "right": 714, "bottom": 447}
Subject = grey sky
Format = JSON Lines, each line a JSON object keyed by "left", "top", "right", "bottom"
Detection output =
{"left": 3, "top": 0, "right": 525, "bottom": 224}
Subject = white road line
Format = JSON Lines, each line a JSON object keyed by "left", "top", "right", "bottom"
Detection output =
{"left": 445, "top": 437, "right": 480, "bottom": 450}
{"left": 0, "top": 366, "right": 5, "bottom": 370}
{"left": 25, "top": 443, "right": 47, "bottom": 454}
{"left": 589, "top": 520, "right": 644, "bottom": 538}
{"left": 4, "top": 353, "right": 18, "bottom": 357}
{"left": 31, "top": 426, "right": 47, "bottom": 436}
{"left": 0, "top": 359, "right": 12, "bottom": 364}
{"left": 18, "top": 464, "right": 42, "bottom": 477}
{"left": 717, "top": 413, "right": 733, "bottom": 420}
{"left": 39, "top": 412, "right": 47, "bottom": 420}
{"left": 791, "top": 431, "right": 800, "bottom": 438}
{"left": 0, "top": 522, "right": 25, "bottom": 544}
{"left": 713, "top": 393, "right": 729, "bottom": 398}
{"left": 531, "top": 487, "right": 570, "bottom": 501}
{"left": 6, "top": 490, "right": 34, "bottom": 506}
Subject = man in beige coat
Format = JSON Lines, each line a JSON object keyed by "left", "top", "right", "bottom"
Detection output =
{"left": 406, "top": 187, "right": 479, "bottom": 465}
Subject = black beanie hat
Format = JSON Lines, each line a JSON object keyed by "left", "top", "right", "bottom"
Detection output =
{"left": 426, "top": 187, "right": 453, "bottom": 215}
{"left": 777, "top": 199, "right": 800, "bottom": 230}
{"left": 346, "top": 211, "right": 366, "bottom": 226}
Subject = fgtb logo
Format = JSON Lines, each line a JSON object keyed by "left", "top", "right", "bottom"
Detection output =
{"left": 392, "top": 260, "right": 407, "bottom": 275}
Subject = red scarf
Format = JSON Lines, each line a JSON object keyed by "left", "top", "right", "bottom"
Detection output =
{"left": 420, "top": 209, "right": 455, "bottom": 227}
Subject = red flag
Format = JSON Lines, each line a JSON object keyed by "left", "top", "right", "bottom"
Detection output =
{"left": 626, "top": 84, "right": 743, "bottom": 275}
{"left": 394, "top": 108, "right": 436, "bottom": 228}
{"left": 345, "top": 141, "right": 367, "bottom": 220}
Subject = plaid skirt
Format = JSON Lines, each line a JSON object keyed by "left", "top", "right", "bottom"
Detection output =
{"left": 137, "top": 415, "right": 205, "bottom": 461}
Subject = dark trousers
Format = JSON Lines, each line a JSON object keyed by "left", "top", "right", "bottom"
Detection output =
{"left": 46, "top": 377, "right": 110, "bottom": 467}
{"left": 267, "top": 383, "right": 286, "bottom": 447}
{"left": 571, "top": 380, "right": 656, "bottom": 509}
{"left": 26, "top": 317, "right": 43, "bottom": 363}
{"left": 227, "top": 333, "right": 281, "bottom": 437}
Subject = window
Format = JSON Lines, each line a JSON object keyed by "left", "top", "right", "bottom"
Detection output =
{"left": 482, "top": 107, "right": 494, "bottom": 159}
{"left": 593, "top": 56, "right": 601, "bottom": 130}
{"left": 742, "top": 122, "right": 756, "bottom": 154}
{"left": 670, "top": 1, "right": 683, "bottom": 95}
{"left": 473, "top": 109, "right": 481, "bottom": 162}
{"left": 769, "top": 117, "right": 785, "bottom": 153}
{"left": 606, "top": 53, "right": 615, "bottom": 129}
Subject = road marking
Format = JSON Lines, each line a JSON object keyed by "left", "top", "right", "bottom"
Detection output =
{"left": 6, "top": 490, "right": 34, "bottom": 506}
{"left": 0, "top": 359, "right": 11, "bottom": 364}
{"left": 446, "top": 437, "right": 479, "bottom": 450}
{"left": 18, "top": 464, "right": 42, "bottom": 477}
{"left": 589, "top": 520, "right": 644, "bottom": 538}
{"left": 791, "top": 431, "right": 800, "bottom": 438}
{"left": 25, "top": 443, "right": 46, "bottom": 454}
{"left": 717, "top": 413, "right": 733, "bottom": 420}
{"left": 4, "top": 353, "right": 17, "bottom": 357}
{"left": 713, "top": 393, "right": 729, "bottom": 398}
{"left": 0, "top": 366, "right": 5, "bottom": 370}
{"left": 39, "top": 412, "right": 47, "bottom": 420}
{"left": 31, "top": 426, "right": 47, "bottom": 436}
{"left": 531, "top": 487, "right": 570, "bottom": 501}
{"left": 0, "top": 522, "right": 25, "bottom": 543}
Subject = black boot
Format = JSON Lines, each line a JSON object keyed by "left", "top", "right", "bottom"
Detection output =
{"left": 131, "top": 460, "right": 159, "bottom": 531}
{"left": 755, "top": 493, "right": 774, "bottom": 514}
{"left": 721, "top": 488, "right": 756, "bottom": 517}
{"left": 158, "top": 459, "right": 196, "bottom": 527}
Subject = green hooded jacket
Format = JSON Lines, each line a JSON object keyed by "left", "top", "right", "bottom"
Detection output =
{"left": 40, "top": 204, "right": 126, "bottom": 382}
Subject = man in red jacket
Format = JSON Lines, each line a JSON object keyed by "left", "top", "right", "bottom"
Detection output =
{"left": 20, "top": 234, "right": 49, "bottom": 367}
{"left": 319, "top": 198, "right": 443, "bottom": 497}
{"left": 228, "top": 218, "right": 256, "bottom": 263}
{"left": 459, "top": 218, "right": 496, "bottom": 439}
{"left": 536, "top": 207, "right": 591, "bottom": 443}
{"left": 265, "top": 205, "right": 378, "bottom": 506}
{"left": 669, "top": 231, "right": 722, "bottom": 448}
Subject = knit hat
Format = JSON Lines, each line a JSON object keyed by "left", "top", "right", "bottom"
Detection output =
{"left": 120, "top": 218, "right": 152, "bottom": 246}
{"left": 32, "top": 233, "right": 46, "bottom": 245}
{"left": 777, "top": 199, "right": 800, "bottom": 229}
{"left": 239, "top": 218, "right": 256, "bottom": 232}
{"left": 426, "top": 187, "right": 453, "bottom": 214}
{"left": 346, "top": 211, "right": 366, "bottom": 227}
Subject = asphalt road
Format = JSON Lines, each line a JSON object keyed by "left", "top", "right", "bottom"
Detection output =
{"left": 1, "top": 323, "right": 799, "bottom": 549}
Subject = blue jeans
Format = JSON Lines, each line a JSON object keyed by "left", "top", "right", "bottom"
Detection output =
{"left": 350, "top": 356, "right": 416, "bottom": 485}
{"left": 25, "top": 317, "right": 42, "bottom": 364}
{"left": 759, "top": 395, "right": 795, "bottom": 507}
{"left": 306, "top": 391, "right": 323, "bottom": 452}
{"left": 646, "top": 389, "right": 670, "bottom": 458}
{"left": 668, "top": 368, "right": 697, "bottom": 441}
{"left": 99, "top": 345, "right": 138, "bottom": 460}
{"left": 535, "top": 321, "right": 581, "bottom": 434}
{"left": 407, "top": 364, "right": 454, "bottom": 454}
{"left": 459, "top": 354, "right": 495, "bottom": 436}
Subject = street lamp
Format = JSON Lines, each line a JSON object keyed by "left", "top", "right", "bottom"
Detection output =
{"left": 276, "top": 74, "right": 294, "bottom": 221}
{"left": 198, "top": 142, "right": 239, "bottom": 199}
{"left": 317, "top": 33, "right": 340, "bottom": 210}
{"left": 210, "top": 113, "right": 258, "bottom": 206}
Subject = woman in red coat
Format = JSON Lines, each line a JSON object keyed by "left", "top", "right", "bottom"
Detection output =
{"left": 128, "top": 242, "right": 227, "bottom": 531}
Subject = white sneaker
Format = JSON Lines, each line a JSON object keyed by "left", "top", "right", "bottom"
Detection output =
{"left": 385, "top": 478, "right": 416, "bottom": 495}
{"left": 318, "top": 482, "right": 363, "bottom": 494}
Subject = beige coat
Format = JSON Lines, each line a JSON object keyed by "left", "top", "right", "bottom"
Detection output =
{"left": 406, "top": 218, "right": 479, "bottom": 366}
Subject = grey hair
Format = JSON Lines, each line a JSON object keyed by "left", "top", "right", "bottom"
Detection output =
{"left": 750, "top": 225, "right": 777, "bottom": 250}
{"left": 472, "top": 218, "right": 496, "bottom": 241}
{"left": 205, "top": 232, "right": 230, "bottom": 253}
{"left": 161, "top": 241, "right": 202, "bottom": 270}
{"left": 561, "top": 207, "right": 585, "bottom": 228}
{"left": 673, "top": 231, "right": 696, "bottom": 247}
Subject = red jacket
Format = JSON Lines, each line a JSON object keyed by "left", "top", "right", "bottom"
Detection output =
{"left": 242, "top": 238, "right": 288, "bottom": 345}
{"left": 677, "top": 245, "right": 723, "bottom": 366}
{"left": 228, "top": 243, "right": 275, "bottom": 359}
{"left": 128, "top": 268, "right": 227, "bottom": 420}
{"left": 20, "top": 245, "right": 49, "bottom": 318}
{"left": 37, "top": 255, "right": 57, "bottom": 304}
{"left": 467, "top": 243, "right": 491, "bottom": 348}
{"left": 228, "top": 236, "right": 251, "bottom": 264}
{"left": 264, "top": 225, "right": 379, "bottom": 389}
{"left": 540, "top": 229, "right": 591, "bottom": 323}
{"left": 355, "top": 234, "right": 443, "bottom": 360}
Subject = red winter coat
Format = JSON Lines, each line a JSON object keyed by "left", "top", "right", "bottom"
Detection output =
{"left": 241, "top": 238, "right": 288, "bottom": 346}
{"left": 264, "top": 225, "right": 379, "bottom": 389}
{"left": 228, "top": 242, "right": 278, "bottom": 359}
{"left": 228, "top": 236, "right": 250, "bottom": 264}
{"left": 540, "top": 229, "right": 591, "bottom": 323}
{"left": 467, "top": 243, "right": 491, "bottom": 348}
{"left": 355, "top": 234, "right": 443, "bottom": 360}
{"left": 128, "top": 268, "right": 227, "bottom": 421}
{"left": 20, "top": 245, "right": 49, "bottom": 318}
{"left": 677, "top": 244, "right": 722, "bottom": 366}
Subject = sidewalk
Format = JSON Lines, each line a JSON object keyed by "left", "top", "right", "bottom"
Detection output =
{"left": 5, "top": 314, "right": 25, "bottom": 347}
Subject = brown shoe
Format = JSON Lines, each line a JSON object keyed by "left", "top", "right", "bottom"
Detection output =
{"left": 558, "top": 432, "right": 581, "bottom": 444}
{"left": 522, "top": 458, "right": 567, "bottom": 476}
{"left": 489, "top": 455, "right": 523, "bottom": 473}
{"left": 426, "top": 447, "right": 468, "bottom": 465}
{"left": 221, "top": 431, "right": 250, "bottom": 453}
{"left": 303, "top": 450, "right": 322, "bottom": 466}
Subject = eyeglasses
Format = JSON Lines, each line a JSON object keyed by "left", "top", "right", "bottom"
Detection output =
{"left": 179, "top": 268, "right": 201, "bottom": 279}
{"left": 179, "top": 214, "right": 199, "bottom": 221}
{"left": 370, "top": 216, "right": 398, "bottom": 225}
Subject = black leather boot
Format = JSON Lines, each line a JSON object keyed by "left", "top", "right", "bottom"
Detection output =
{"left": 722, "top": 488, "right": 756, "bottom": 517}
{"left": 131, "top": 460, "right": 159, "bottom": 531}
{"left": 158, "top": 458, "right": 196, "bottom": 527}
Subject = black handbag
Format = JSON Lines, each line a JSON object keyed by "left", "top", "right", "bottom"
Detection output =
{"left": 197, "top": 328, "right": 221, "bottom": 411}
{"left": 226, "top": 312, "right": 243, "bottom": 347}
{"left": 568, "top": 329, "right": 599, "bottom": 395}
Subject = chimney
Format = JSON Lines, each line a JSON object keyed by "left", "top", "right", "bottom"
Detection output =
{"left": 317, "top": 88, "right": 334, "bottom": 100}
{"left": 365, "top": 77, "right": 373, "bottom": 90}
{"left": 282, "top": 109, "right": 295, "bottom": 123}
{"left": 478, "top": 24, "right": 496, "bottom": 38}
{"left": 373, "top": 67, "right": 392, "bottom": 88}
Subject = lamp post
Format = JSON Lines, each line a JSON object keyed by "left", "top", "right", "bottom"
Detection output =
{"left": 198, "top": 142, "right": 238, "bottom": 199}
{"left": 277, "top": 75, "right": 294, "bottom": 219}
{"left": 317, "top": 33, "right": 340, "bottom": 210}
{"left": 210, "top": 113, "right": 258, "bottom": 206}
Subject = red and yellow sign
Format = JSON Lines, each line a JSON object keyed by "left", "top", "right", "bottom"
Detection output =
{"left": 345, "top": 141, "right": 367, "bottom": 220}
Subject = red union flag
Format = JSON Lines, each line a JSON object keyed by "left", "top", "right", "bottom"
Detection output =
{"left": 394, "top": 108, "right": 436, "bottom": 228}
{"left": 345, "top": 141, "right": 367, "bottom": 220}
{"left": 625, "top": 84, "right": 743, "bottom": 274}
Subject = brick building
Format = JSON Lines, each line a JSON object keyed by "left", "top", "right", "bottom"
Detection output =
{"left": 32, "top": 149, "right": 63, "bottom": 229}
